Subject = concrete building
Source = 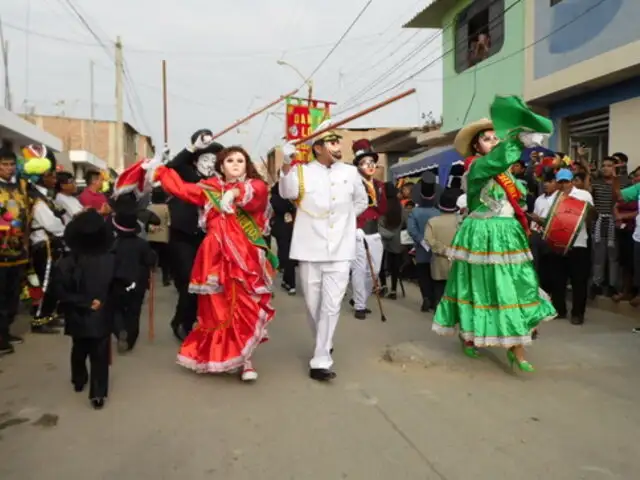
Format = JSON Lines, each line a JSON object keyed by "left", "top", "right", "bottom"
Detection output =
{"left": 266, "top": 127, "right": 394, "bottom": 183}
{"left": 406, "top": 0, "right": 525, "bottom": 133}
{"left": 394, "top": 0, "right": 525, "bottom": 180}
{"left": 21, "top": 114, "right": 154, "bottom": 172}
{"left": 0, "top": 106, "right": 72, "bottom": 170}
{"left": 524, "top": 0, "right": 640, "bottom": 169}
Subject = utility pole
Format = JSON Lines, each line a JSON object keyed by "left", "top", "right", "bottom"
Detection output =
{"left": 161, "top": 60, "right": 168, "bottom": 148}
{"left": 115, "top": 36, "right": 124, "bottom": 172}
{"left": 89, "top": 60, "right": 95, "bottom": 154}
{"left": 0, "top": 17, "right": 11, "bottom": 111}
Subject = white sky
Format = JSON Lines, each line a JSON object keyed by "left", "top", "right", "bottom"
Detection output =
{"left": 2, "top": 0, "right": 443, "bottom": 159}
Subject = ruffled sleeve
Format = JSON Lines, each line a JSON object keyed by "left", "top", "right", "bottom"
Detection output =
{"left": 235, "top": 179, "right": 268, "bottom": 213}
{"left": 155, "top": 166, "right": 206, "bottom": 207}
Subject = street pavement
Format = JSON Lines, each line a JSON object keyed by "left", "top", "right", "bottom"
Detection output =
{"left": 1, "top": 278, "right": 640, "bottom": 480}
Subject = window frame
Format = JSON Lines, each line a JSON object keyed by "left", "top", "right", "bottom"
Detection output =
{"left": 453, "top": 0, "right": 505, "bottom": 74}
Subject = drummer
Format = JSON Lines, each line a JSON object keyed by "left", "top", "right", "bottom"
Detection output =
{"left": 530, "top": 168, "right": 594, "bottom": 325}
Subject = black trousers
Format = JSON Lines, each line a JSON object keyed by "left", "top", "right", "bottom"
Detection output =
{"left": 0, "top": 265, "right": 24, "bottom": 338}
{"left": 31, "top": 242, "right": 61, "bottom": 324}
{"left": 539, "top": 247, "right": 590, "bottom": 318}
{"left": 113, "top": 290, "right": 146, "bottom": 350}
{"left": 150, "top": 242, "right": 171, "bottom": 283}
{"left": 71, "top": 336, "right": 110, "bottom": 399}
{"left": 379, "top": 251, "right": 402, "bottom": 292}
{"left": 417, "top": 264, "right": 435, "bottom": 306}
{"left": 275, "top": 232, "right": 295, "bottom": 288}
{"left": 169, "top": 230, "right": 203, "bottom": 334}
{"left": 433, "top": 279, "right": 447, "bottom": 306}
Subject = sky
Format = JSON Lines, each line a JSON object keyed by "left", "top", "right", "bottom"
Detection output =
{"left": 2, "top": 0, "right": 443, "bottom": 160}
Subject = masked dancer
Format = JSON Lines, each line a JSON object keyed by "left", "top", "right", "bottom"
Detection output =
{"left": 279, "top": 121, "right": 368, "bottom": 381}
{"left": 115, "top": 146, "right": 275, "bottom": 381}
{"left": 164, "top": 130, "right": 224, "bottom": 340}
{"left": 349, "top": 139, "right": 387, "bottom": 319}
{"left": 432, "top": 96, "right": 557, "bottom": 373}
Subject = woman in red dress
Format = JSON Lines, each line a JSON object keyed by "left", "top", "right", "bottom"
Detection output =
{"left": 116, "top": 146, "right": 277, "bottom": 382}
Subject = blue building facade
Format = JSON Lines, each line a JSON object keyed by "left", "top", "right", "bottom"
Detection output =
{"left": 524, "top": 0, "right": 640, "bottom": 167}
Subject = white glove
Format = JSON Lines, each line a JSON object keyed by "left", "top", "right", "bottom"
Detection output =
{"left": 420, "top": 240, "right": 431, "bottom": 253}
{"left": 356, "top": 228, "right": 365, "bottom": 241}
{"left": 220, "top": 190, "right": 236, "bottom": 214}
{"left": 125, "top": 282, "right": 136, "bottom": 292}
{"left": 281, "top": 142, "right": 297, "bottom": 165}
{"left": 518, "top": 132, "right": 548, "bottom": 148}
{"left": 140, "top": 152, "right": 165, "bottom": 196}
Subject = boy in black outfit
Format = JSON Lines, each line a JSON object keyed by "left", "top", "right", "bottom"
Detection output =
{"left": 53, "top": 210, "right": 129, "bottom": 409}
{"left": 111, "top": 210, "right": 156, "bottom": 353}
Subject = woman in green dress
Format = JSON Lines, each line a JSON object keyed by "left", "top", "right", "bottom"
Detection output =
{"left": 432, "top": 96, "right": 557, "bottom": 373}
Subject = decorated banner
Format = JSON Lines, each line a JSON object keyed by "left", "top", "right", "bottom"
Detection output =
{"left": 285, "top": 97, "right": 332, "bottom": 163}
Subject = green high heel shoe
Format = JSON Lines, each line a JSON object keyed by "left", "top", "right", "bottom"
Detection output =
{"left": 507, "top": 349, "right": 535, "bottom": 372}
{"left": 460, "top": 339, "right": 480, "bottom": 359}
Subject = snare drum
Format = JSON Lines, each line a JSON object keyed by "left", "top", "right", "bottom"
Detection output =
{"left": 542, "top": 194, "right": 589, "bottom": 255}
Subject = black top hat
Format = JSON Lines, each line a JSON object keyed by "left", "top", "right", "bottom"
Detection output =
{"left": 64, "top": 209, "right": 113, "bottom": 255}
{"left": 411, "top": 171, "right": 440, "bottom": 207}
{"left": 190, "top": 129, "right": 224, "bottom": 156}
{"left": 438, "top": 189, "right": 459, "bottom": 213}
{"left": 112, "top": 211, "right": 141, "bottom": 235}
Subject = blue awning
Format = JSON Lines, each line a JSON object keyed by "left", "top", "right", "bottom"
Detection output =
{"left": 391, "top": 146, "right": 463, "bottom": 185}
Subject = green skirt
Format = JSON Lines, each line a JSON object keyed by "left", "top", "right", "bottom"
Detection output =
{"left": 432, "top": 216, "right": 556, "bottom": 348}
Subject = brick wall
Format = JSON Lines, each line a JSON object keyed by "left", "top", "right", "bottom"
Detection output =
{"left": 22, "top": 115, "right": 153, "bottom": 171}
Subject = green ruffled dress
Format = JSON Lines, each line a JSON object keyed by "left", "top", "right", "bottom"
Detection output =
{"left": 432, "top": 98, "right": 557, "bottom": 348}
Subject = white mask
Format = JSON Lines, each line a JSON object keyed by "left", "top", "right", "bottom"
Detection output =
{"left": 196, "top": 153, "right": 216, "bottom": 178}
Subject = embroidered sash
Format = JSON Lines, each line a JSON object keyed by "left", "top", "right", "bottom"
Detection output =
{"left": 202, "top": 188, "right": 279, "bottom": 269}
{"left": 494, "top": 173, "right": 530, "bottom": 236}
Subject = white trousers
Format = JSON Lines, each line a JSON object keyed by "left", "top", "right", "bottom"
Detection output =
{"left": 350, "top": 233, "right": 384, "bottom": 310}
{"left": 298, "top": 260, "right": 351, "bottom": 370}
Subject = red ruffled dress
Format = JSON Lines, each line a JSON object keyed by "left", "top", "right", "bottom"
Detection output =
{"left": 153, "top": 166, "right": 277, "bottom": 373}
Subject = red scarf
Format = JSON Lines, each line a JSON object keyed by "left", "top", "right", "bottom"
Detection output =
{"left": 466, "top": 154, "right": 530, "bottom": 235}
{"left": 494, "top": 173, "right": 530, "bottom": 236}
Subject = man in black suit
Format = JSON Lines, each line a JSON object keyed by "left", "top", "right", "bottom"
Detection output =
{"left": 165, "top": 130, "right": 223, "bottom": 340}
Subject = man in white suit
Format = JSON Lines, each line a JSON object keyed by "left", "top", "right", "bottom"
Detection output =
{"left": 279, "top": 121, "right": 368, "bottom": 381}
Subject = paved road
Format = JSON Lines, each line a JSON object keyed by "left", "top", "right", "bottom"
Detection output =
{"left": 1, "top": 279, "right": 639, "bottom": 479}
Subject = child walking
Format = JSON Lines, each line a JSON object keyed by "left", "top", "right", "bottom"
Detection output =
{"left": 111, "top": 210, "right": 156, "bottom": 353}
{"left": 52, "top": 210, "right": 125, "bottom": 409}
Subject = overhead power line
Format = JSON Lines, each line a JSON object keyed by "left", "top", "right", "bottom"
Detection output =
{"left": 2, "top": 20, "right": 387, "bottom": 58}
{"left": 338, "top": 0, "right": 515, "bottom": 112}
{"left": 335, "top": 0, "right": 608, "bottom": 117}
{"left": 300, "top": 0, "right": 374, "bottom": 89}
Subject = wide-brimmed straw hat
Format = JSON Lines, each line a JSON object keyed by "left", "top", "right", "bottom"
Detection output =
{"left": 453, "top": 118, "right": 493, "bottom": 157}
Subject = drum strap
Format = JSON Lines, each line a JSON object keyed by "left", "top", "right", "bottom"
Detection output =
{"left": 494, "top": 173, "right": 530, "bottom": 236}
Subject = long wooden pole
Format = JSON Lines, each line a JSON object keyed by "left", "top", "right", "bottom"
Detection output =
{"left": 293, "top": 88, "right": 416, "bottom": 146}
{"left": 211, "top": 89, "right": 298, "bottom": 141}
{"left": 162, "top": 60, "right": 168, "bottom": 146}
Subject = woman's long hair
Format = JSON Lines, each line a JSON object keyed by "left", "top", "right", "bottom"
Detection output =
{"left": 383, "top": 182, "right": 403, "bottom": 229}
{"left": 215, "top": 146, "right": 263, "bottom": 180}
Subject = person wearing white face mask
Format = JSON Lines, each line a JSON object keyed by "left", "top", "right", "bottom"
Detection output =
{"left": 279, "top": 120, "right": 369, "bottom": 382}
{"left": 163, "top": 130, "right": 224, "bottom": 341}
{"left": 114, "top": 146, "right": 275, "bottom": 382}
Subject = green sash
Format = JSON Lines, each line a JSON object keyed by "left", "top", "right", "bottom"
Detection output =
{"left": 202, "top": 188, "right": 279, "bottom": 270}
